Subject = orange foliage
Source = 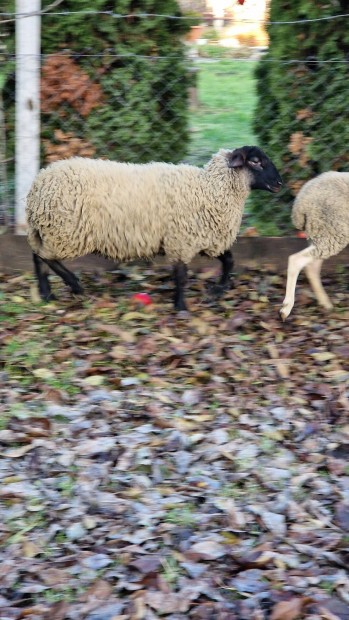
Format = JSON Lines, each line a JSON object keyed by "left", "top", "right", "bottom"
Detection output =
{"left": 288, "top": 131, "right": 313, "bottom": 167}
{"left": 296, "top": 108, "right": 313, "bottom": 121}
{"left": 41, "top": 54, "right": 103, "bottom": 117}
{"left": 43, "top": 129, "right": 96, "bottom": 163}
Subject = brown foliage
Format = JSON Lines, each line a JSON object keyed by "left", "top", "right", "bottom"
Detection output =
{"left": 41, "top": 53, "right": 103, "bottom": 117}
{"left": 288, "top": 131, "right": 313, "bottom": 162}
{"left": 296, "top": 108, "right": 313, "bottom": 121}
{"left": 43, "top": 129, "right": 96, "bottom": 163}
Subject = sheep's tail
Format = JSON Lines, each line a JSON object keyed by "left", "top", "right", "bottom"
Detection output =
{"left": 27, "top": 228, "right": 44, "bottom": 254}
{"left": 292, "top": 208, "right": 306, "bottom": 230}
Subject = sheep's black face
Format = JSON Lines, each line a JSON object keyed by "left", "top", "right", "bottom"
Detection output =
{"left": 228, "top": 146, "right": 283, "bottom": 193}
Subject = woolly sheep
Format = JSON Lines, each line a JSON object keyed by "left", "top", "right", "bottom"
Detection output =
{"left": 280, "top": 171, "right": 349, "bottom": 320}
{"left": 26, "top": 146, "right": 282, "bottom": 311}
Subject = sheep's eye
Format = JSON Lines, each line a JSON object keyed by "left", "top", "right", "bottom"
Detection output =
{"left": 248, "top": 157, "right": 263, "bottom": 169}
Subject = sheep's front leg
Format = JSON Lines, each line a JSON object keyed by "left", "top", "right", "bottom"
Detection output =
{"left": 218, "top": 249, "right": 234, "bottom": 289}
{"left": 173, "top": 261, "right": 188, "bottom": 311}
{"left": 209, "top": 249, "right": 234, "bottom": 298}
{"left": 304, "top": 258, "right": 333, "bottom": 310}
{"left": 280, "top": 245, "right": 316, "bottom": 321}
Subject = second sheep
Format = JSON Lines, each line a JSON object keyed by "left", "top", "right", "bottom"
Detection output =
{"left": 280, "top": 170, "right": 349, "bottom": 320}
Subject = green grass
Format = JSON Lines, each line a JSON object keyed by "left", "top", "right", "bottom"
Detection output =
{"left": 185, "top": 58, "right": 257, "bottom": 166}
{"left": 164, "top": 504, "right": 197, "bottom": 527}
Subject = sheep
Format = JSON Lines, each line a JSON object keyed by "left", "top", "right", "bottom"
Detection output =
{"left": 280, "top": 171, "right": 349, "bottom": 321}
{"left": 26, "top": 146, "right": 282, "bottom": 311}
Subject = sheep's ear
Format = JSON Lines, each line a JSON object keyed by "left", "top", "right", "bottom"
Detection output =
{"left": 227, "top": 148, "right": 247, "bottom": 168}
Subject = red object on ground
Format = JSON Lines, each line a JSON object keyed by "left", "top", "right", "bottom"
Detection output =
{"left": 132, "top": 292, "right": 152, "bottom": 306}
{"left": 237, "top": 0, "right": 245, "bottom": 4}
{"left": 296, "top": 231, "right": 307, "bottom": 238}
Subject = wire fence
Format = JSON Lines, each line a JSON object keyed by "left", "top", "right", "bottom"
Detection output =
{"left": 1, "top": 7, "right": 349, "bottom": 234}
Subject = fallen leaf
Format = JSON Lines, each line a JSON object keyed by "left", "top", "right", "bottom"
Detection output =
{"left": 270, "top": 597, "right": 309, "bottom": 620}
{"left": 311, "top": 351, "right": 336, "bottom": 362}
{"left": 318, "top": 596, "right": 349, "bottom": 620}
{"left": 32, "top": 367, "right": 55, "bottom": 379}
{"left": 130, "top": 555, "right": 162, "bottom": 574}
{"left": 1, "top": 443, "right": 37, "bottom": 458}
{"left": 187, "top": 540, "right": 226, "bottom": 560}
{"left": 334, "top": 502, "right": 349, "bottom": 532}
{"left": 82, "top": 579, "right": 113, "bottom": 601}
{"left": 41, "top": 568, "right": 69, "bottom": 586}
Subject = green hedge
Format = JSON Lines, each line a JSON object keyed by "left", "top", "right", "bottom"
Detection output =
{"left": 251, "top": 0, "right": 349, "bottom": 234}
{"left": 4, "top": 0, "right": 192, "bottom": 168}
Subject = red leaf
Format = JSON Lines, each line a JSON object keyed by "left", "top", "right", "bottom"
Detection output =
{"left": 132, "top": 292, "right": 152, "bottom": 306}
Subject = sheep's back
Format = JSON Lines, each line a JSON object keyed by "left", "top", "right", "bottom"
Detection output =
{"left": 292, "top": 171, "right": 349, "bottom": 258}
{"left": 91, "top": 159, "right": 205, "bottom": 261}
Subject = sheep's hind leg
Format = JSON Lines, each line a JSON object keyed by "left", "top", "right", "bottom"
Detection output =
{"left": 33, "top": 253, "right": 56, "bottom": 301}
{"left": 304, "top": 258, "right": 333, "bottom": 310}
{"left": 280, "top": 245, "right": 316, "bottom": 321}
{"left": 173, "top": 261, "right": 188, "bottom": 311}
{"left": 210, "top": 249, "right": 234, "bottom": 297}
{"left": 43, "top": 259, "right": 83, "bottom": 296}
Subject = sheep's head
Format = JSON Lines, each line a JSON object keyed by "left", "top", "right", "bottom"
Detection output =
{"left": 227, "top": 146, "right": 283, "bottom": 193}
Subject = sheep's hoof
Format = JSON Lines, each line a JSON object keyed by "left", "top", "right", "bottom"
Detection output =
{"left": 70, "top": 284, "right": 84, "bottom": 296}
{"left": 176, "top": 310, "right": 190, "bottom": 319}
{"left": 72, "top": 289, "right": 84, "bottom": 298}
{"left": 320, "top": 302, "right": 333, "bottom": 312}
{"left": 174, "top": 299, "right": 188, "bottom": 312}
{"left": 209, "top": 283, "right": 225, "bottom": 298}
{"left": 42, "top": 293, "right": 57, "bottom": 302}
{"left": 279, "top": 306, "right": 290, "bottom": 322}
{"left": 209, "top": 282, "right": 232, "bottom": 299}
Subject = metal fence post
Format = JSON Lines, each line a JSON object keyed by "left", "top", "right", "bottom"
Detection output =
{"left": 15, "top": 0, "right": 41, "bottom": 235}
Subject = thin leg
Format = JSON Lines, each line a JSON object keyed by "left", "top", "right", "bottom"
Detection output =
{"left": 209, "top": 249, "right": 234, "bottom": 298}
{"left": 173, "top": 261, "right": 188, "bottom": 311}
{"left": 280, "top": 245, "right": 316, "bottom": 321}
{"left": 43, "top": 259, "right": 83, "bottom": 295}
{"left": 218, "top": 249, "right": 234, "bottom": 288}
{"left": 33, "top": 253, "right": 55, "bottom": 301}
{"left": 304, "top": 258, "right": 333, "bottom": 310}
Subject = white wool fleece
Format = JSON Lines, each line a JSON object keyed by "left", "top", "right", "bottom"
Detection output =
{"left": 26, "top": 150, "right": 252, "bottom": 265}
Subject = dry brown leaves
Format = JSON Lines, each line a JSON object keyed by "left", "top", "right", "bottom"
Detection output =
{"left": 0, "top": 264, "right": 348, "bottom": 618}
{"left": 41, "top": 53, "right": 104, "bottom": 117}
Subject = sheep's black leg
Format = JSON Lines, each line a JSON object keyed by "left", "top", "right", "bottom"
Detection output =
{"left": 33, "top": 253, "right": 56, "bottom": 301}
{"left": 210, "top": 249, "right": 234, "bottom": 298}
{"left": 173, "top": 261, "right": 188, "bottom": 311}
{"left": 218, "top": 249, "right": 234, "bottom": 288}
{"left": 43, "top": 259, "right": 83, "bottom": 295}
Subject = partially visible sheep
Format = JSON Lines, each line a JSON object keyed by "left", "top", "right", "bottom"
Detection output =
{"left": 280, "top": 171, "right": 349, "bottom": 320}
{"left": 26, "top": 146, "right": 282, "bottom": 311}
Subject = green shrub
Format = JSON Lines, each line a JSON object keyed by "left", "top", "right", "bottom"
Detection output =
{"left": 251, "top": 0, "right": 349, "bottom": 234}
{"left": 4, "top": 0, "right": 192, "bottom": 168}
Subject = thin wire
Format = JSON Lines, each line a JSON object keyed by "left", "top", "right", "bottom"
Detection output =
{"left": 7, "top": 53, "right": 349, "bottom": 64}
{"left": 0, "top": 0, "right": 64, "bottom": 25}
{"left": 2, "top": 10, "right": 349, "bottom": 25}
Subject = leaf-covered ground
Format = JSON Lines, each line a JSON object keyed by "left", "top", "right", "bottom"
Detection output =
{"left": 0, "top": 263, "right": 349, "bottom": 620}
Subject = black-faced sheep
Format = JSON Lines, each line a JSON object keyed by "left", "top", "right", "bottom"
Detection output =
{"left": 26, "top": 146, "right": 282, "bottom": 311}
{"left": 280, "top": 171, "right": 349, "bottom": 320}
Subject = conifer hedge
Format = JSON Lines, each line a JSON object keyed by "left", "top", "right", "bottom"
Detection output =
{"left": 4, "top": 0, "right": 192, "bottom": 168}
{"left": 251, "top": 0, "right": 349, "bottom": 234}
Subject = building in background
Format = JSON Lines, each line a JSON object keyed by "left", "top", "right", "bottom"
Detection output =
{"left": 180, "top": 0, "right": 269, "bottom": 47}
